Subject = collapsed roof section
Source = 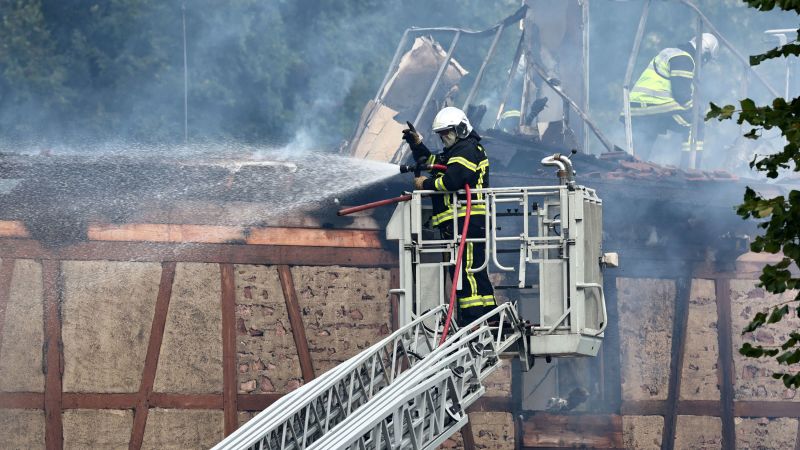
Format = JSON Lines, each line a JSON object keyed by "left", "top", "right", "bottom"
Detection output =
{"left": 349, "top": 36, "right": 468, "bottom": 162}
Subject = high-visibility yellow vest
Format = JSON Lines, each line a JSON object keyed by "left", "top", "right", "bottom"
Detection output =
{"left": 630, "top": 48, "right": 695, "bottom": 116}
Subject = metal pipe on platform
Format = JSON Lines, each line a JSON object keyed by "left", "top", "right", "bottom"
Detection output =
{"left": 622, "top": 0, "right": 651, "bottom": 156}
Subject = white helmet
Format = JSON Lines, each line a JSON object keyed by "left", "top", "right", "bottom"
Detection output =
{"left": 690, "top": 33, "right": 719, "bottom": 61}
{"left": 432, "top": 106, "right": 473, "bottom": 139}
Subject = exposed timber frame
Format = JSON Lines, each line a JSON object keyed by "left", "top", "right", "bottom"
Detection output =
{"left": 0, "top": 232, "right": 396, "bottom": 448}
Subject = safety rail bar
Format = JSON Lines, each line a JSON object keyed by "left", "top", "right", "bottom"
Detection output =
{"left": 307, "top": 303, "right": 528, "bottom": 450}
{"left": 409, "top": 186, "right": 579, "bottom": 279}
{"left": 212, "top": 306, "right": 457, "bottom": 450}
{"left": 399, "top": 183, "right": 607, "bottom": 348}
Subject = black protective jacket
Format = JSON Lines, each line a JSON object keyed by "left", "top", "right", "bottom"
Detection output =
{"left": 410, "top": 131, "right": 489, "bottom": 228}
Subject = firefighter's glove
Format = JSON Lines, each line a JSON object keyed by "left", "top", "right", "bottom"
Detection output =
{"left": 402, "top": 121, "right": 422, "bottom": 145}
{"left": 414, "top": 176, "right": 427, "bottom": 190}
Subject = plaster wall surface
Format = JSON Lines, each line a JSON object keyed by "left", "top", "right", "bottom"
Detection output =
{"left": 154, "top": 262, "right": 223, "bottom": 394}
{"left": 622, "top": 415, "right": 663, "bottom": 450}
{"left": 62, "top": 409, "right": 132, "bottom": 449}
{"left": 679, "top": 278, "right": 720, "bottom": 400}
{"left": 234, "top": 264, "right": 303, "bottom": 394}
{"left": 617, "top": 278, "right": 675, "bottom": 401}
{"left": 734, "top": 417, "right": 799, "bottom": 449}
{"left": 61, "top": 260, "right": 161, "bottom": 392}
{"left": 441, "top": 412, "right": 515, "bottom": 450}
{"left": 0, "top": 409, "right": 45, "bottom": 449}
{"left": 0, "top": 259, "right": 44, "bottom": 392}
{"left": 141, "top": 408, "right": 224, "bottom": 449}
{"left": 730, "top": 278, "right": 800, "bottom": 402}
{"left": 674, "top": 415, "right": 721, "bottom": 449}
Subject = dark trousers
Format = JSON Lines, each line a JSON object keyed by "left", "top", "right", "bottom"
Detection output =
{"left": 440, "top": 218, "right": 496, "bottom": 326}
{"left": 628, "top": 113, "right": 689, "bottom": 160}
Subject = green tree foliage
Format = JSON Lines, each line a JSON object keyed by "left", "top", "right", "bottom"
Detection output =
{"left": 706, "top": 0, "right": 800, "bottom": 389}
{"left": 0, "top": 0, "right": 518, "bottom": 146}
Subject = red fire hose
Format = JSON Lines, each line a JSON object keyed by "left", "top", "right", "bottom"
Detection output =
{"left": 439, "top": 184, "right": 471, "bottom": 345}
{"left": 336, "top": 164, "right": 467, "bottom": 344}
{"left": 337, "top": 194, "right": 412, "bottom": 216}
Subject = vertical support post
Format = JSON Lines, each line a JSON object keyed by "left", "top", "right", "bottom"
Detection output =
{"left": 688, "top": 16, "right": 704, "bottom": 170}
{"left": 461, "top": 420, "right": 476, "bottom": 450}
{"left": 603, "top": 276, "right": 622, "bottom": 411}
{"left": 463, "top": 24, "right": 505, "bottom": 111}
{"left": 581, "top": 0, "right": 591, "bottom": 154}
{"left": 0, "top": 259, "right": 15, "bottom": 355}
{"left": 661, "top": 278, "right": 691, "bottom": 450}
{"left": 392, "top": 31, "right": 462, "bottom": 164}
{"left": 220, "top": 264, "right": 239, "bottom": 436}
{"left": 182, "top": 2, "right": 189, "bottom": 144}
{"left": 622, "top": 0, "right": 651, "bottom": 155}
{"left": 715, "top": 277, "right": 736, "bottom": 449}
{"left": 373, "top": 29, "right": 412, "bottom": 104}
{"left": 390, "top": 268, "right": 400, "bottom": 331}
{"left": 493, "top": 31, "right": 526, "bottom": 129}
{"left": 43, "top": 259, "right": 63, "bottom": 450}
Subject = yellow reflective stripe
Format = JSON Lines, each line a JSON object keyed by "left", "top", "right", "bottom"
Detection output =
{"left": 500, "top": 110, "right": 520, "bottom": 120}
{"left": 458, "top": 294, "right": 497, "bottom": 308}
{"left": 672, "top": 114, "right": 690, "bottom": 126}
{"left": 431, "top": 206, "right": 487, "bottom": 226}
{"left": 631, "top": 86, "right": 672, "bottom": 97}
{"left": 426, "top": 155, "right": 436, "bottom": 165}
{"left": 434, "top": 176, "right": 446, "bottom": 191}
{"left": 466, "top": 242, "right": 477, "bottom": 297}
{"left": 448, "top": 157, "right": 477, "bottom": 172}
{"left": 670, "top": 69, "right": 694, "bottom": 78}
{"left": 477, "top": 160, "right": 489, "bottom": 169}
{"left": 681, "top": 140, "right": 704, "bottom": 152}
{"left": 629, "top": 101, "right": 687, "bottom": 115}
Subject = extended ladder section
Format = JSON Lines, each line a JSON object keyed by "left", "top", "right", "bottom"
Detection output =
{"left": 212, "top": 304, "right": 526, "bottom": 450}
{"left": 387, "top": 160, "right": 609, "bottom": 357}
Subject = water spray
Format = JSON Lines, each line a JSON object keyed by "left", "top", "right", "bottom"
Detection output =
{"left": 337, "top": 159, "right": 447, "bottom": 216}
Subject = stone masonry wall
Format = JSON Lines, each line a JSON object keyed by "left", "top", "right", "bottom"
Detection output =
{"left": 731, "top": 278, "right": 800, "bottom": 402}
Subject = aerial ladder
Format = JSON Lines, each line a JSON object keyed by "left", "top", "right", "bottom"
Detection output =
{"left": 212, "top": 154, "right": 613, "bottom": 450}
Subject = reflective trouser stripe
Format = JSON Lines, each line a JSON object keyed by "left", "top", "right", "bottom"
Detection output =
{"left": 465, "top": 242, "right": 477, "bottom": 297}
{"left": 459, "top": 295, "right": 496, "bottom": 308}
{"left": 672, "top": 114, "right": 691, "bottom": 127}
{"left": 432, "top": 207, "right": 486, "bottom": 227}
{"left": 629, "top": 101, "right": 689, "bottom": 116}
{"left": 681, "top": 140, "right": 704, "bottom": 152}
{"left": 631, "top": 86, "right": 673, "bottom": 97}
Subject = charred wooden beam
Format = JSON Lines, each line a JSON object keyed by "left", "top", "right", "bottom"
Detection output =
{"left": 0, "top": 239, "right": 396, "bottom": 268}
{"left": 278, "top": 265, "right": 315, "bottom": 383}
{"left": 461, "top": 420, "right": 476, "bottom": 450}
{"left": 236, "top": 393, "right": 283, "bottom": 411}
{"left": 42, "top": 259, "right": 63, "bottom": 450}
{"left": 715, "top": 278, "right": 736, "bottom": 449}
{"left": 0, "top": 392, "right": 44, "bottom": 409}
{"left": 0, "top": 258, "right": 15, "bottom": 356}
{"left": 129, "top": 262, "right": 175, "bottom": 450}
{"left": 87, "top": 223, "right": 383, "bottom": 248}
{"left": 221, "top": 264, "right": 239, "bottom": 436}
{"left": 521, "top": 413, "right": 623, "bottom": 449}
{"left": 662, "top": 278, "right": 691, "bottom": 450}
{"left": 63, "top": 393, "right": 138, "bottom": 410}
